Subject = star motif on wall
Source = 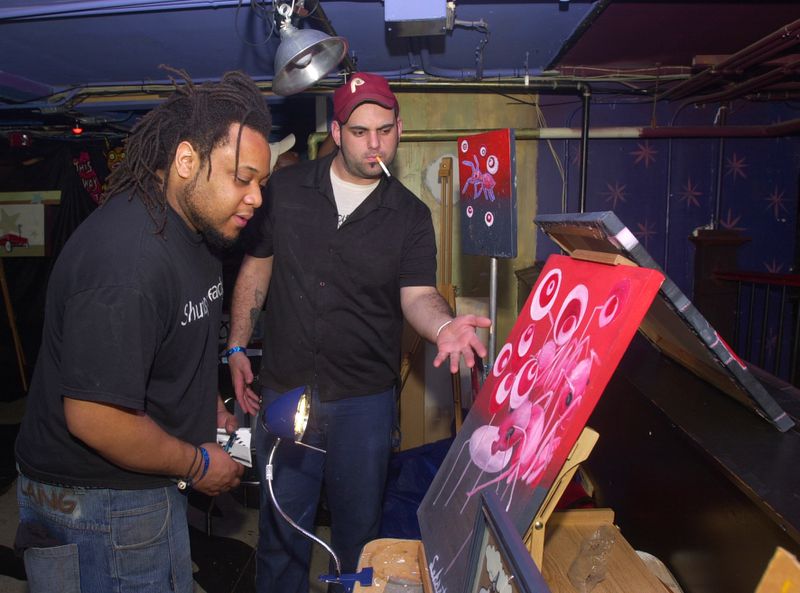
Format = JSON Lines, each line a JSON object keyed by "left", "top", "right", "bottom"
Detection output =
{"left": 718, "top": 208, "right": 746, "bottom": 231}
{"left": 634, "top": 219, "right": 657, "bottom": 248}
{"left": 677, "top": 177, "right": 702, "bottom": 208}
{"left": 630, "top": 141, "right": 658, "bottom": 168}
{"left": 764, "top": 258, "right": 784, "bottom": 274}
{"left": 764, "top": 186, "right": 789, "bottom": 219}
{"left": 0, "top": 208, "right": 21, "bottom": 235}
{"left": 601, "top": 181, "right": 627, "bottom": 209}
{"left": 725, "top": 152, "right": 748, "bottom": 181}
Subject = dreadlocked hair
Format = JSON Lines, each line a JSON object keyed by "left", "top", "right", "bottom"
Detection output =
{"left": 102, "top": 65, "right": 272, "bottom": 234}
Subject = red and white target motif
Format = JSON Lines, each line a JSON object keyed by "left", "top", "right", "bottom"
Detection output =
{"left": 530, "top": 268, "right": 562, "bottom": 321}
{"left": 489, "top": 371, "right": 516, "bottom": 413}
{"left": 460, "top": 139, "right": 469, "bottom": 153}
{"left": 485, "top": 212, "right": 494, "bottom": 227}
{"left": 598, "top": 278, "right": 630, "bottom": 327}
{"left": 509, "top": 358, "right": 538, "bottom": 409}
{"left": 553, "top": 284, "right": 589, "bottom": 346}
{"left": 479, "top": 145, "right": 487, "bottom": 157}
{"left": 486, "top": 155, "right": 499, "bottom": 175}
{"left": 492, "top": 342, "right": 514, "bottom": 377}
{"left": 516, "top": 324, "right": 535, "bottom": 358}
{"left": 466, "top": 205, "right": 474, "bottom": 218}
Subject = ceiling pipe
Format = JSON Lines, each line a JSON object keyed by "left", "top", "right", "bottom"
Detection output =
{"left": 688, "top": 58, "right": 800, "bottom": 105}
{"left": 306, "top": 119, "right": 800, "bottom": 159}
{"left": 662, "top": 17, "right": 800, "bottom": 101}
{"left": 418, "top": 46, "right": 538, "bottom": 81}
{"left": 0, "top": 1, "right": 241, "bottom": 22}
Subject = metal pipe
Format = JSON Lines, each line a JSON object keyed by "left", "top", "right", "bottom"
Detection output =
{"left": 578, "top": 84, "right": 591, "bottom": 213}
{"left": 663, "top": 17, "right": 800, "bottom": 100}
{"left": 690, "top": 58, "right": 800, "bottom": 105}
{"left": 306, "top": 118, "right": 800, "bottom": 158}
{"left": 759, "top": 285, "right": 771, "bottom": 368}
{"left": 746, "top": 283, "right": 756, "bottom": 360}
{"left": 0, "top": 1, "right": 241, "bottom": 21}
{"left": 663, "top": 138, "right": 674, "bottom": 271}
{"left": 734, "top": 280, "right": 742, "bottom": 349}
{"left": 791, "top": 296, "right": 800, "bottom": 385}
{"left": 775, "top": 286, "right": 787, "bottom": 376}
{"left": 488, "top": 257, "right": 498, "bottom": 368}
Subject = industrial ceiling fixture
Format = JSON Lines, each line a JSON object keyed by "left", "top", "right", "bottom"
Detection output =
{"left": 272, "top": 0, "right": 348, "bottom": 96}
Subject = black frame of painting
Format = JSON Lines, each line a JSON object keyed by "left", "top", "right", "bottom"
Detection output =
{"left": 535, "top": 210, "right": 794, "bottom": 432}
{"left": 464, "top": 491, "right": 552, "bottom": 593}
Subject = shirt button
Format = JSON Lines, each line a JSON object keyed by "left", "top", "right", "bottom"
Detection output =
{"left": 319, "top": 281, "right": 326, "bottom": 287}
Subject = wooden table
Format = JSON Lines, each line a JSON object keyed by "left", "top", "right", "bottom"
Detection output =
{"left": 355, "top": 509, "right": 670, "bottom": 593}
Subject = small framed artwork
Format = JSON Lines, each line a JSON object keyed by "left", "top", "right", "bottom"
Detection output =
{"left": 465, "top": 491, "right": 552, "bottom": 593}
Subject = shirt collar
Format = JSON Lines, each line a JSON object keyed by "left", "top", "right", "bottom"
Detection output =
{"left": 305, "top": 149, "right": 400, "bottom": 211}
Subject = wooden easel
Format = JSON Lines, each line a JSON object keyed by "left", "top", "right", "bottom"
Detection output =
{"left": 354, "top": 428, "right": 598, "bottom": 593}
{"left": 524, "top": 426, "right": 599, "bottom": 568}
{"left": 0, "top": 258, "right": 27, "bottom": 392}
{"left": 437, "top": 156, "right": 464, "bottom": 432}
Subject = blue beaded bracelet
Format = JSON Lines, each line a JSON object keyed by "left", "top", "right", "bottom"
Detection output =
{"left": 224, "top": 346, "right": 246, "bottom": 358}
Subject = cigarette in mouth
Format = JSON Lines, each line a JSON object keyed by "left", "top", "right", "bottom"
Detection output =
{"left": 375, "top": 155, "right": 391, "bottom": 177}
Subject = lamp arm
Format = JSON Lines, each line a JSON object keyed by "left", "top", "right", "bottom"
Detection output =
{"left": 266, "top": 438, "right": 342, "bottom": 576}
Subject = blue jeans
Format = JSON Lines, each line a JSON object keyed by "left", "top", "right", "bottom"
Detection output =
{"left": 16, "top": 474, "right": 192, "bottom": 593}
{"left": 255, "top": 386, "right": 395, "bottom": 593}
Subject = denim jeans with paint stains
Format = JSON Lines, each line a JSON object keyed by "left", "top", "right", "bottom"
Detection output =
{"left": 16, "top": 474, "right": 192, "bottom": 593}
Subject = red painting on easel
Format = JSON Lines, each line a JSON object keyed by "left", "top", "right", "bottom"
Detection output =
{"left": 418, "top": 254, "right": 663, "bottom": 593}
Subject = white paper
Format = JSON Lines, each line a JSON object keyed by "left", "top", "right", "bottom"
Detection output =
{"left": 216, "top": 427, "right": 252, "bottom": 468}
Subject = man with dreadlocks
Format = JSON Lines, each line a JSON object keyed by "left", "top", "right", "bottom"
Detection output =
{"left": 14, "top": 68, "right": 271, "bottom": 593}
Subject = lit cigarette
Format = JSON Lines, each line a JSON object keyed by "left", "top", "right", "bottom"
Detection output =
{"left": 375, "top": 155, "right": 391, "bottom": 177}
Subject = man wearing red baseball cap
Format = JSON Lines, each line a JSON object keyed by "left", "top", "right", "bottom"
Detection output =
{"left": 227, "top": 72, "right": 491, "bottom": 593}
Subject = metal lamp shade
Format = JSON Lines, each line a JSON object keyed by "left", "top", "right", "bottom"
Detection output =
{"left": 263, "top": 385, "right": 311, "bottom": 441}
{"left": 273, "top": 23, "right": 348, "bottom": 96}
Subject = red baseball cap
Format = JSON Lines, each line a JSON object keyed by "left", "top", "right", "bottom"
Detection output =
{"left": 333, "top": 72, "right": 399, "bottom": 123}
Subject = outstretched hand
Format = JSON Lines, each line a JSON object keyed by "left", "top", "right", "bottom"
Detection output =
{"left": 433, "top": 314, "right": 492, "bottom": 374}
{"left": 228, "top": 352, "right": 261, "bottom": 416}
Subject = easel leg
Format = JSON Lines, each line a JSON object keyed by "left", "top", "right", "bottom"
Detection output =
{"left": 0, "top": 258, "right": 28, "bottom": 392}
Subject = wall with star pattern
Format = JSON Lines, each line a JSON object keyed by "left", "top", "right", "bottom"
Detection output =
{"left": 535, "top": 98, "right": 798, "bottom": 380}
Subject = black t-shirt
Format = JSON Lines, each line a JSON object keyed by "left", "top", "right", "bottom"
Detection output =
{"left": 16, "top": 193, "right": 223, "bottom": 489}
{"left": 244, "top": 151, "right": 437, "bottom": 401}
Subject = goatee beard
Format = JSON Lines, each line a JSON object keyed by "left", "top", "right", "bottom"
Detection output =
{"left": 200, "top": 225, "right": 239, "bottom": 255}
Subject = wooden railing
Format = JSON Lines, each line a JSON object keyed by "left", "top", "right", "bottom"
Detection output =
{"left": 714, "top": 270, "right": 800, "bottom": 385}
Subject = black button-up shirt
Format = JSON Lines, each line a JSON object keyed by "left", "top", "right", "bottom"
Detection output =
{"left": 244, "top": 151, "right": 437, "bottom": 401}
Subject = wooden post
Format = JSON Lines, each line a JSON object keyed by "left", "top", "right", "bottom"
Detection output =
{"left": 437, "top": 157, "right": 463, "bottom": 431}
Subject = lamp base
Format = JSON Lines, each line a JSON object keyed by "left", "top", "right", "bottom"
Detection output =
{"left": 319, "top": 567, "right": 374, "bottom": 593}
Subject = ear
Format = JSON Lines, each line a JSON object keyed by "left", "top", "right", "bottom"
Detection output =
{"left": 396, "top": 117, "right": 403, "bottom": 138}
{"left": 173, "top": 140, "right": 197, "bottom": 180}
{"left": 330, "top": 120, "right": 342, "bottom": 147}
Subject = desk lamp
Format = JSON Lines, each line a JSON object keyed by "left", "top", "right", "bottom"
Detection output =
{"left": 262, "top": 386, "right": 374, "bottom": 593}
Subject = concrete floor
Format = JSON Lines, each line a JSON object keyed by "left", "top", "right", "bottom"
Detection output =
{"left": 0, "top": 397, "right": 330, "bottom": 593}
